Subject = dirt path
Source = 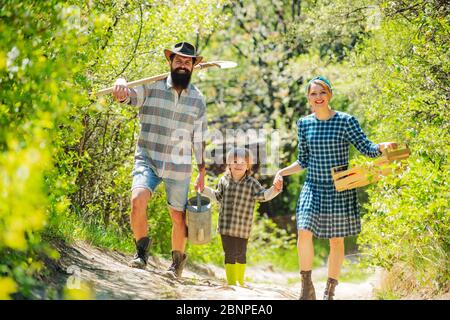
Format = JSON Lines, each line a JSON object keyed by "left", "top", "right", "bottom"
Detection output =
{"left": 44, "top": 240, "right": 381, "bottom": 300}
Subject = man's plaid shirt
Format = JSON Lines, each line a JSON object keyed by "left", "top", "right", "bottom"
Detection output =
{"left": 122, "top": 75, "right": 208, "bottom": 180}
{"left": 203, "top": 174, "right": 280, "bottom": 239}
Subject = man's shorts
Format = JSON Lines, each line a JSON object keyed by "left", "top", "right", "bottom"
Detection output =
{"left": 131, "top": 157, "right": 190, "bottom": 212}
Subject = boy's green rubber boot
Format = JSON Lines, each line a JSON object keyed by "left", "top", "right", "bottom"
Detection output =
{"left": 236, "top": 263, "right": 246, "bottom": 286}
{"left": 225, "top": 264, "right": 237, "bottom": 285}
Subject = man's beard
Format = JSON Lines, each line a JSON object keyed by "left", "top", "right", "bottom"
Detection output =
{"left": 171, "top": 67, "right": 192, "bottom": 89}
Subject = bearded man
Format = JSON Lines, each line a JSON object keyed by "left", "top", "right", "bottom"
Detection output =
{"left": 112, "top": 42, "right": 208, "bottom": 278}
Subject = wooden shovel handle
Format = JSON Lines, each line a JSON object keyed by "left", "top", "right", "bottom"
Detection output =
{"left": 95, "top": 73, "right": 169, "bottom": 97}
{"left": 95, "top": 61, "right": 226, "bottom": 97}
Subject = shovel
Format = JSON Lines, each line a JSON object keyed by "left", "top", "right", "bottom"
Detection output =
{"left": 95, "top": 60, "right": 237, "bottom": 97}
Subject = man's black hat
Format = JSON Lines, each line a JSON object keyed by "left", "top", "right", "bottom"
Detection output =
{"left": 164, "top": 42, "right": 203, "bottom": 66}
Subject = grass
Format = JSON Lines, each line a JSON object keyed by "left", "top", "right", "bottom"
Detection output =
{"left": 75, "top": 222, "right": 135, "bottom": 253}
{"left": 45, "top": 210, "right": 135, "bottom": 254}
{"left": 375, "top": 290, "right": 400, "bottom": 300}
{"left": 338, "top": 259, "right": 374, "bottom": 283}
{"left": 247, "top": 236, "right": 358, "bottom": 272}
{"left": 249, "top": 248, "right": 299, "bottom": 271}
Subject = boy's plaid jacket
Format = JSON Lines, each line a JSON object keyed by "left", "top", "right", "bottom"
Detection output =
{"left": 203, "top": 174, "right": 279, "bottom": 239}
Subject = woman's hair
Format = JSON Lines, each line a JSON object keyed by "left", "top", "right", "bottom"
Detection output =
{"left": 225, "top": 147, "right": 254, "bottom": 176}
{"left": 306, "top": 76, "right": 333, "bottom": 98}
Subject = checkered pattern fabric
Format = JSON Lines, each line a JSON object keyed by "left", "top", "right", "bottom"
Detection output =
{"left": 296, "top": 111, "right": 382, "bottom": 238}
{"left": 122, "top": 75, "right": 208, "bottom": 180}
{"left": 206, "top": 174, "right": 278, "bottom": 239}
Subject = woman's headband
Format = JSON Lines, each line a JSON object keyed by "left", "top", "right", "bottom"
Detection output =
{"left": 306, "top": 76, "right": 333, "bottom": 94}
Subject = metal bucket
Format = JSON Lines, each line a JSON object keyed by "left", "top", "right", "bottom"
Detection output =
{"left": 186, "top": 192, "right": 212, "bottom": 245}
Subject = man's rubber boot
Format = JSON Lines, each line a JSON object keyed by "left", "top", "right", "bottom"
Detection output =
{"left": 225, "top": 264, "right": 236, "bottom": 285}
{"left": 323, "top": 277, "right": 339, "bottom": 300}
{"left": 167, "top": 250, "right": 188, "bottom": 278}
{"left": 236, "top": 263, "right": 246, "bottom": 286}
{"left": 299, "top": 270, "right": 316, "bottom": 300}
{"left": 129, "top": 236, "right": 151, "bottom": 269}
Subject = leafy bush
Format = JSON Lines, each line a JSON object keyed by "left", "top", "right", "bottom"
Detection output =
{"left": 351, "top": 1, "right": 449, "bottom": 296}
{"left": 0, "top": 0, "right": 229, "bottom": 299}
{"left": 0, "top": 0, "right": 83, "bottom": 298}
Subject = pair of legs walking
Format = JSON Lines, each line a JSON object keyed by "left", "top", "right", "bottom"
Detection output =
{"left": 131, "top": 187, "right": 187, "bottom": 251}
{"left": 221, "top": 235, "right": 248, "bottom": 286}
{"left": 128, "top": 160, "right": 191, "bottom": 276}
{"left": 129, "top": 187, "right": 188, "bottom": 277}
{"left": 298, "top": 230, "right": 344, "bottom": 300}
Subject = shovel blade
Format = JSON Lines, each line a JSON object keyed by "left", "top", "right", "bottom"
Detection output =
{"left": 199, "top": 60, "right": 237, "bottom": 69}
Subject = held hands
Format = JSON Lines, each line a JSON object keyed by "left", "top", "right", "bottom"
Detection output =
{"left": 112, "top": 78, "right": 129, "bottom": 102}
{"left": 273, "top": 171, "right": 283, "bottom": 192}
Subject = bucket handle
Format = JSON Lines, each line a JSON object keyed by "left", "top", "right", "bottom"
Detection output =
{"left": 196, "top": 191, "right": 201, "bottom": 212}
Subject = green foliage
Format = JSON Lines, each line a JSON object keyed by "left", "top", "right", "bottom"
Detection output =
{"left": 0, "top": 0, "right": 82, "bottom": 298}
{"left": 55, "top": 0, "right": 229, "bottom": 248}
{"left": 44, "top": 0, "right": 229, "bottom": 255}
{"left": 293, "top": 0, "right": 377, "bottom": 62}
{"left": 350, "top": 0, "right": 450, "bottom": 296}
{"left": 376, "top": 290, "right": 400, "bottom": 300}
{"left": 248, "top": 211, "right": 298, "bottom": 270}
{"left": 2, "top": 0, "right": 448, "bottom": 300}
{"left": 0, "top": 0, "right": 229, "bottom": 298}
{"left": 338, "top": 260, "right": 374, "bottom": 283}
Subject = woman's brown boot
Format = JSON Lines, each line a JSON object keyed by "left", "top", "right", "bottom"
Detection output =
{"left": 299, "top": 270, "right": 316, "bottom": 300}
{"left": 323, "top": 277, "right": 339, "bottom": 300}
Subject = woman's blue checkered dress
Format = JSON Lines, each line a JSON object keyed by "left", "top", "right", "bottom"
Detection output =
{"left": 296, "top": 111, "right": 382, "bottom": 238}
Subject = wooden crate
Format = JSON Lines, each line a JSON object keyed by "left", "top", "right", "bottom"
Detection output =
{"left": 331, "top": 146, "right": 411, "bottom": 192}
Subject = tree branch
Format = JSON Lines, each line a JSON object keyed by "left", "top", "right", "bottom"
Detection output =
{"left": 115, "top": 3, "right": 144, "bottom": 78}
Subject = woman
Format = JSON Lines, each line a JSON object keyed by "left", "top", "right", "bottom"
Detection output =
{"left": 274, "top": 76, "right": 396, "bottom": 300}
